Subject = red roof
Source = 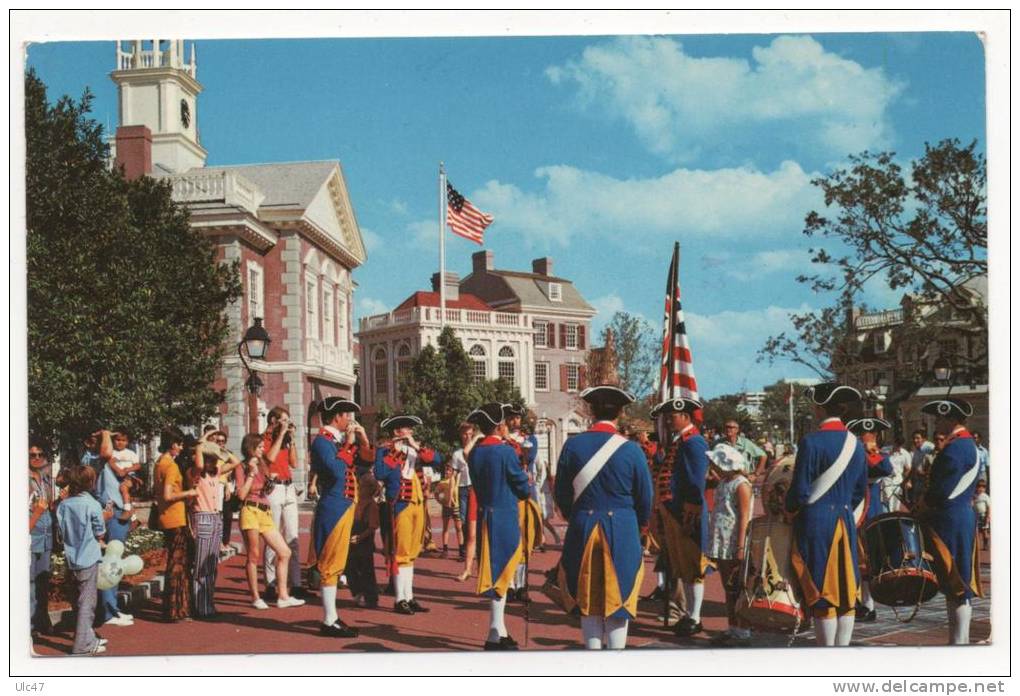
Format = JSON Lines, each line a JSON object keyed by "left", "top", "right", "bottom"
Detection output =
{"left": 395, "top": 291, "right": 492, "bottom": 311}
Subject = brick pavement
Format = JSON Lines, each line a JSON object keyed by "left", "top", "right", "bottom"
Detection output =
{"left": 30, "top": 510, "right": 992, "bottom": 656}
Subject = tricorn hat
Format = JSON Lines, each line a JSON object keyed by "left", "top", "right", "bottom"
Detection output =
{"left": 380, "top": 415, "right": 423, "bottom": 431}
{"left": 501, "top": 403, "right": 524, "bottom": 419}
{"left": 580, "top": 385, "right": 636, "bottom": 407}
{"left": 319, "top": 397, "right": 360, "bottom": 416}
{"left": 467, "top": 403, "right": 505, "bottom": 428}
{"left": 920, "top": 398, "right": 973, "bottom": 420}
{"left": 846, "top": 417, "right": 892, "bottom": 435}
{"left": 650, "top": 396, "right": 703, "bottom": 418}
{"left": 805, "top": 382, "right": 861, "bottom": 406}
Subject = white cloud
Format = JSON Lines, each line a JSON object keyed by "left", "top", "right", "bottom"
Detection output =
{"left": 682, "top": 303, "right": 818, "bottom": 396}
{"left": 547, "top": 35, "right": 902, "bottom": 161}
{"left": 356, "top": 296, "right": 391, "bottom": 318}
{"left": 360, "top": 226, "right": 382, "bottom": 253}
{"left": 590, "top": 293, "right": 626, "bottom": 333}
{"left": 710, "top": 248, "right": 818, "bottom": 281}
{"left": 472, "top": 160, "right": 821, "bottom": 246}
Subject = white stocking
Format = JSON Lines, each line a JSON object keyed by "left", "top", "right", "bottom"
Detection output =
{"left": 606, "top": 616, "right": 629, "bottom": 649}
{"left": 656, "top": 572, "right": 666, "bottom": 589}
{"left": 581, "top": 615, "right": 604, "bottom": 650}
{"left": 815, "top": 616, "right": 837, "bottom": 646}
{"left": 861, "top": 581, "right": 874, "bottom": 611}
{"left": 488, "top": 595, "right": 507, "bottom": 642}
{"left": 407, "top": 565, "right": 415, "bottom": 600}
{"left": 836, "top": 613, "right": 855, "bottom": 646}
{"left": 952, "top": 599, "right": 972, "bottom": 645}
{"left": 686, "top": 582, "right": 704, "bottom": 622}
{"left": 395, "top": 567, "right": 409, "bottom": 602}
{"left": 321, "top": 584, "right": 338, "bottom": 626}
{"left": 513, "top": 563, "right": 526, "bottom": 590}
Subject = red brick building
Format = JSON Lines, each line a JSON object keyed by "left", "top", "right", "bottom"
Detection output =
{"left": 110, "top": 41, "right": 367, "bottom": 493}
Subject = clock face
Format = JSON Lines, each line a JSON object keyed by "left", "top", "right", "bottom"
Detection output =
{"left": 180, "top": 99, "right": 191, "bottom": 128}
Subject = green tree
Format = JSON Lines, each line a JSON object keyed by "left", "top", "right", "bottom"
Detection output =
{"left": 757, "top": 381, "right": 816, "bottom": 444}
{"left": 759, "top": 139, "right": 987, "bottom": 377}
{"left": 700, "top": 394, "right": 754, "bottom": 435}
{"left": 26, "top": 70, "right": 241, "bottom": 453}
{"left": 602, "top": 311, "right": 659, "bottom": 397}
{"left": 396, "top": 326, "right": 524, "bottom": 455}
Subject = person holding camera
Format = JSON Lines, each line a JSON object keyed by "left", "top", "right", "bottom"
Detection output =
{"left": 260, "top": 406, "right": 306, "bottom": 601}
{"left": 237, "top": 434, "right": 305, "bottom": 610}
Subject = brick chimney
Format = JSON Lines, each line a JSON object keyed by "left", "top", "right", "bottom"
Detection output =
{"left": 114, "top": 125, "right": 152, "bottom": 180}
{"left": 472, "top": 250, "right": 494, "bottom": 274}
{"left": 431, "top": 271, "right": 460, "bottom": 302}
{"left": 532, "top": 257, "right": 553, "bottom": 276}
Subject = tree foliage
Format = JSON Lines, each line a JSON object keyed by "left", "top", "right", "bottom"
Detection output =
{"left": 26, "top": 70, "right": 242, "bottom": 453}
{"left": 700, "top": 394, "right": 754, "bottom": 435}
{"left": 759, "top": 139, "right": 987, "bottom": 377}
{"left": 396, "top": 326, "right": 524, "bottom": 455}
{"left": 757, "top": 381, "right": 818, "bottom": 444}
{"left": 602, "top": 311, "right": 659, "bottom": 396}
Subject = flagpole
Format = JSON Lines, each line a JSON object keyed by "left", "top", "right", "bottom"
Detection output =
{"left": 439, "top": 162, "right": 447, "bottom": 329}
{"left": 788, "top": 382, "right": 795, "bottom": 446}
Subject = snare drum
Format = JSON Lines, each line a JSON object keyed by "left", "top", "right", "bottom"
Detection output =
{"left": 735, "top": 516, "right": 805, "bottom": 632}
{"left": 861, "top": 513, "right": 939, "bottom": 607}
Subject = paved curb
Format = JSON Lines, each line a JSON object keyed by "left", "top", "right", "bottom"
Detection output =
{"left": 47, "top": 543, "right": 242, "bottom": 627}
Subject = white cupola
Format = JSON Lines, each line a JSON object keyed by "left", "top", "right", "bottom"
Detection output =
{"left": 111, "top": 39, "right": 207, "bottom": 173}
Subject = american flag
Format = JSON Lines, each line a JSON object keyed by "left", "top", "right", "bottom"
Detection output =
{"left": 446, "top": 181, "right": 493, "bottom": 245}
{"left": 659, "top": 242, "right": 700, "bottom": 403}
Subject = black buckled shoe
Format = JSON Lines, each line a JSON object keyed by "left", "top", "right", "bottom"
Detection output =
{"left": 321, "top": 621, "right": 359, "bottom": 638}
{"left": 394, "top": 600, "right": 415, "bottom": 615}
{"left": 673, "top": 616, "right": 703, "bottom": 637}
{"left": 484, "top": 635, "right": 520, "bottom": 651}
{"left": 643, "top": 586, "right": 666, "bottom": 602}
{"left": 858, "top": 607, "right": 877, "bottom": 623}
{"left": 408, "top": 599, "right": 429, "bottom": 613}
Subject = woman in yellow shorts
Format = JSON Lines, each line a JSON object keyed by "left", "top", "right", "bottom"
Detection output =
{"left": 236, "top": 434, "right": 306, "bottom": 611}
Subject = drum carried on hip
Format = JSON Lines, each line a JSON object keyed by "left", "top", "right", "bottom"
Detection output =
{"left": 735, "top": 516, "right": 805, "bottom": 632}
{"left": 861, "top": 512, "right": 939, "bottom": 607}
{"left": 761, "top": 456, "right": 795, "bottom": 520}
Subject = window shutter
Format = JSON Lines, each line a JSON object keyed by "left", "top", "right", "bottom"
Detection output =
{"left": 559, "top": 324, "right": 567, "bottom": 349}
{"left": 578, "top": 325, "right": 586, "bottom": 350}
{"left": 579, "top": 366, "right": 588, "bottom": 390}
{"left": 560, "top": 364, "right": 568, "bottom": 392}
{"left": 547, "top": 322, "right": 556, "bottom": 348}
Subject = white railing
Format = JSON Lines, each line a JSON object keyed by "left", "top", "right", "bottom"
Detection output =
{"left": 359, "top": 307, "right": 530, "bottom": 331}
{"left": 169, "top": 170, "right": 264, "bottom": 214}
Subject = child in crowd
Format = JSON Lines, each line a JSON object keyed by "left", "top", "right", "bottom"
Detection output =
{"left": 973, "top": 480, "right": 990, "bottom": 551}
{"left": 346, "top": 470, "right": 382, "bottom": 608}
{"left": 436, "top": 462, "right": 463, "bottom": 557}
{"left": 56, "top": 466, "right": 110, "bottom": 655}
{"left": 706, "top": 443, "right": 754, "bottom": 648}
{"left": 117, "top": 474, "right": 145, "bottom": 528}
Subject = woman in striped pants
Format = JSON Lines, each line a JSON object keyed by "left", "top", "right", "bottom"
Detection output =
{"left": 188, "top": 450, "right": 226, "bottom": 619}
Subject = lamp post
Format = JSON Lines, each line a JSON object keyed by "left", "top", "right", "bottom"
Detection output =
{"left": 238, "top": 317, "right": 271, "bottom": 434}
{"left": 933, "top": 356, "right": 953, "bottom": 398}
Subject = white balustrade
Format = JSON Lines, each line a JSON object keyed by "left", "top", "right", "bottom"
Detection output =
{"left": 169, "top": 170, "right": 264, "bottom": 214}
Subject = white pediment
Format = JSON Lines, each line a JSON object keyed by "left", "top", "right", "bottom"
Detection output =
{"left": 302, "top": 165, "right": 367, "bottom": 266}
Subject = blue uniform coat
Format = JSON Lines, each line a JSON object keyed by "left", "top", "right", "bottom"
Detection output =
{"left": 468, "top": 437, "right": 531, "bottom": 598}
{"left": 923, "top": 429, "right": 983, "bottom": 600}
{"left": 554, "top": 423, "right": 653, "bottom": 619}
{"left": 785, "top": 420, "right": 868, "bottom": 612}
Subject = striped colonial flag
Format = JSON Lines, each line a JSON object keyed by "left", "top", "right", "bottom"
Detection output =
{"left": 446, "top": 181, "right": 494, "bottom": 244}
{"left": 659, "top": 242, "right": 700, "bottom": 403}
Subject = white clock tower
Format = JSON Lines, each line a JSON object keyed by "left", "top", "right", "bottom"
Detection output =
{"left": 111, "top": 39, "right": 207, "bottom": 173}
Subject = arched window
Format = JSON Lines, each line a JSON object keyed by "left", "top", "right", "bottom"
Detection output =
{"left": 469, "top": 345, "right": 487, "bottom": 384}
{"left": 373, "top": 347, "right": 388, "bottom": 395}
{"left": 396, "top": 342, "right": 412, "bottom": 379}
{"left": 498, "top": 346, "right": 516, "bottom": 386}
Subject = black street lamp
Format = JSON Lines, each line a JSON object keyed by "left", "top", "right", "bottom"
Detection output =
{"left": 932, "top": 355, "right": 953, "bottom": 397}
{"left": 238, "top": 318, "right": 271, "bottom": 432}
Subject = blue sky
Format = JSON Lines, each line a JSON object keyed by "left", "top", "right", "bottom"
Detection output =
{"left": 26, "top": 32, "right": 986, "bottom": 398}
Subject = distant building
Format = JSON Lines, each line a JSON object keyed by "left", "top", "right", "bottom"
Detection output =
{"left": 738, "top": 391, "right": 767, "bottom": 422}
{"left": 838, "top": 275, "right": 988, "bottom": 439}
{"left": 109, "top": 40, "right": 367, "bottom": 494}
{"left": 460, "top": 251, "right": 597, "bottom": 470}
{"left": 356, "top": 272, "right": 536, "bottom": 425}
